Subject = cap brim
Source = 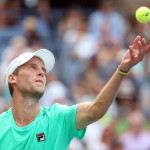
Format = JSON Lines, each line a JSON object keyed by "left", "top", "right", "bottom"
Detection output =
{"left": 33, "top": 49, "right": 55, "bottom": 74}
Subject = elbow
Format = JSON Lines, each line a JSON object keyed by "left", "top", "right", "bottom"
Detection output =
{"left": 91, "top": 111, "right": 106, "bottom": 120}
{"left": 97, "top": 112, "right": 106, "bottom": 119}
{"left": 87, "top": 111, "right": 106, "bottom": 122}
{"left": 87, "top": 103, "right": 108, "bottom": 121}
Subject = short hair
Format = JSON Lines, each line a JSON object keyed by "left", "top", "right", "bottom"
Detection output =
{"left": 8, "top": 67, "right": 20, "bottom": 97}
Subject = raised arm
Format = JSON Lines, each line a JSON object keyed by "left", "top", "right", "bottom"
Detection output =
{"left": 76, "top": 36, "right": 150, "bottom": 130}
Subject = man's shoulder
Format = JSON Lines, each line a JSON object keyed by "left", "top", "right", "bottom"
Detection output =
{"left": 41, "top": 103, "right": 67, "bottom": 114}
{"left": 0, "top": 110, "right": 10, "bottom": 122}
{"left": 42, "top": 103, "right": 78, "bottom": 116}
{"left": 0, "top": 110, "right": 9, "bottom": 117}
{"left": 45, "top": 103, "right": 77, "bottom": 111}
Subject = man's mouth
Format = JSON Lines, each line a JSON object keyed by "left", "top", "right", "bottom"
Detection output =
{"left": 35, "top": 80, "right": 43, "bottom": 84}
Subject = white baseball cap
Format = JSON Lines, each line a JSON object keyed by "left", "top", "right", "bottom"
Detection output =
{"left": 6, "top": 49, "right": 55, "bottom": 88}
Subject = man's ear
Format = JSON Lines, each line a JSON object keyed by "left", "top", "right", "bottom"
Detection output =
{"left": 8, "top": 74, "right": 16, "bottom": 84}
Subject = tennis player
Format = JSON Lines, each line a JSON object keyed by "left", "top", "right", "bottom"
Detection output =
{"left": 0, "top": 35, "right": 150, "bottom": 150}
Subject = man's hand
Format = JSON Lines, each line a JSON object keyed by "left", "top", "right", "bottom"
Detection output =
{"left": 119, "top": 36, "right": 150, "bottom": 72}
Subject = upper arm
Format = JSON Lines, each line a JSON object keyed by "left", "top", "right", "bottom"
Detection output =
{"left": 76, "top": 102, "right": 98, "bottom": 130}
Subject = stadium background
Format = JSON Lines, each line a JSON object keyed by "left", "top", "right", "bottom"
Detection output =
{"left": 0, "top": 0, "right": 150, "bottom": 149}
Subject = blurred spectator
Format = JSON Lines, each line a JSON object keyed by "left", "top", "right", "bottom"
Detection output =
{"left": 20, "top": 0, "right": 54, "bottom": 52}
{"left": 116, "top": 77, "right": 139, "bottom": 118}
{"left": 110, "top": 140, "right": 122, "bottom": 150}
{"left": 83, "top": 120, "right": 121, "bottom": 150}
{"left": 36, "top": 0, "right": 55, "bottom": 51}
{"left": 21, "top": 16, "right": 43, "bottom": 46}
{"left": 100, "top": 122, "right": 119, "bottom": 150}
{"left": 57, "top": 6, "right": 85, "bottom": 39}
{"left": 57, "top": 8, "right": 99, "bottom": 86}
{"left": 29, "top": 39, "right": 45, "bottom": 52}
{"left": 0, "top": 0, "right": 7, "bottom": 28}
{"left": 37, "top": 0, "right": 53, "bottom": 28}
{"left": 40, "top": 71, "right": 70, "bottom": 107}
{"left": 0, "top": 35, "right": 32, "bottom": 100}
{"left": 88, "top": 0, "right": 126, "bottom": 47}
{"left": 72, "top": 68, "right": 105, "bottom": 103}
{"left": 89, "top": 0, "right": 127, "bottom": 82}
{"left": 119, "top": 108, "right": 150, "bottom": 150}
{"left": 0, "top": 0, "right": 21, "bottom": 61}
{"left": 69, "top": 138, "right": 85, "bottom": 150}
{"left": 95, "top": 43, "right": 120, "bottom": 81}
{"left": 0, "top": 96, "right": 12, "bottom": 114}
{"left": 138, "top": 38, "right": 150, "bottom": 118}
{"left": 83, "top": 121, "right": 105, "bottom": 150}
{"left": 5, "top": 0, "right": 21, "bottom": 26}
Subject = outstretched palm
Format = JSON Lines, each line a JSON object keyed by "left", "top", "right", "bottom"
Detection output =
{"left": 120, "top": 36, "right": 150, "bottom": 71}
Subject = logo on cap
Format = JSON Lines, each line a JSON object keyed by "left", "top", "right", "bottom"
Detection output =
{"left": 36, "top": 133, "right": 45, "bottom": 142}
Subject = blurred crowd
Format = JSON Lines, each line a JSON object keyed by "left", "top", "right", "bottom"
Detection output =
{"left": 0, "top": 0, "right": 150, "bottom": 149}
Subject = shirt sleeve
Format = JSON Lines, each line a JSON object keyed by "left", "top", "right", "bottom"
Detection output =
{"left": 54, "top": 103, "right": 86, "bottom": 140}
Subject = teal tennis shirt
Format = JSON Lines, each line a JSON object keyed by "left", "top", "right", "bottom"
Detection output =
{"left": 0, "top": 103, "right": 86, "bottom": 150}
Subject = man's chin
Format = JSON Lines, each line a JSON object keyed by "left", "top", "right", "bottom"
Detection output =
{"left": 34, "top": 87, "right": 45, "bottom": 95}
{"left": 26, "top": 88, "right": 44, "bottom": 100}
{"left": 19, "top": 86, "right": 45, "bottom": 99}
{"left": 32, "top": 90, "right": 44, "bottom": 100}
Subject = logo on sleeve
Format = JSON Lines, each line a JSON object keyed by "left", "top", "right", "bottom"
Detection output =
{"left": 36, "top": 133, "right": 45, "bottom": 142}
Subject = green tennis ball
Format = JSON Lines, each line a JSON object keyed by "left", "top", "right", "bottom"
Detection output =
{"left": 135, "top": 6, "right": 150, "bottom": 23}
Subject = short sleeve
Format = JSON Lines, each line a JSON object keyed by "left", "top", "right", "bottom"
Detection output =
{"left": 53, "top": 104, "right": 86, "bottom": 140}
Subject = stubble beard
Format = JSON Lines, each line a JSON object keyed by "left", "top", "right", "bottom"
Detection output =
{"left": 19, "top": 85, "right": 44, "bottom": 100}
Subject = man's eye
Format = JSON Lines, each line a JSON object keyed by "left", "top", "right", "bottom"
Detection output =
{"left": 30, "top": 66, "right": 36, "bottom": 69}
{"left": 42, "top": 69, "right": 46, "bottom": 74}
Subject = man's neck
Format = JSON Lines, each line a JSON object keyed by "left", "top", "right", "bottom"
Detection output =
{"left": 12, "top": 96, "right": 41, "bottom": 127}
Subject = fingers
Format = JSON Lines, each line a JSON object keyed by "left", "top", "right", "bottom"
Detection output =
{"left": 146, "top": 43, "right": 150, "bottom": 54}
{"left": 138, "top": 38, "right": 149, "bottom": 56}
{"left": 131, "top": 36, "right": 150, "bottom": 58}
{"left": 148, "top": 43, "right": 150, "bottom": 50}
{"left": 138, "top": 41, "right": 143, "bottom": 55}
{"left": 141, "top": 38, "right": 147, "bottom": 53}
{"left": 132, "top": 35, "right": 141, "bottom": 50}
{"left": 127, "top": 38, "right": 150, "bottom": 68}
{"left": 141, "top": 39, "right": 150, "bottom": 55}
{"left": 129, "top": 46, "right": 134, "bottom": 59}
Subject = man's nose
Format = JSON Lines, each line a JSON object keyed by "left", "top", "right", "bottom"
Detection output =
{"left": 38, "top": 68, "right": 45, "bottom": 76}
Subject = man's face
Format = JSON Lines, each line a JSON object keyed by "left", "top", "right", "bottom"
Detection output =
{"left": 15, "top": 57, "right": 46, "bottom": 99}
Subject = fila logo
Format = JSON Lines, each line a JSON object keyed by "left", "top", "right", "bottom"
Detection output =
{"left": 36, "top": 133, "right": 45, "bottom": 142}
